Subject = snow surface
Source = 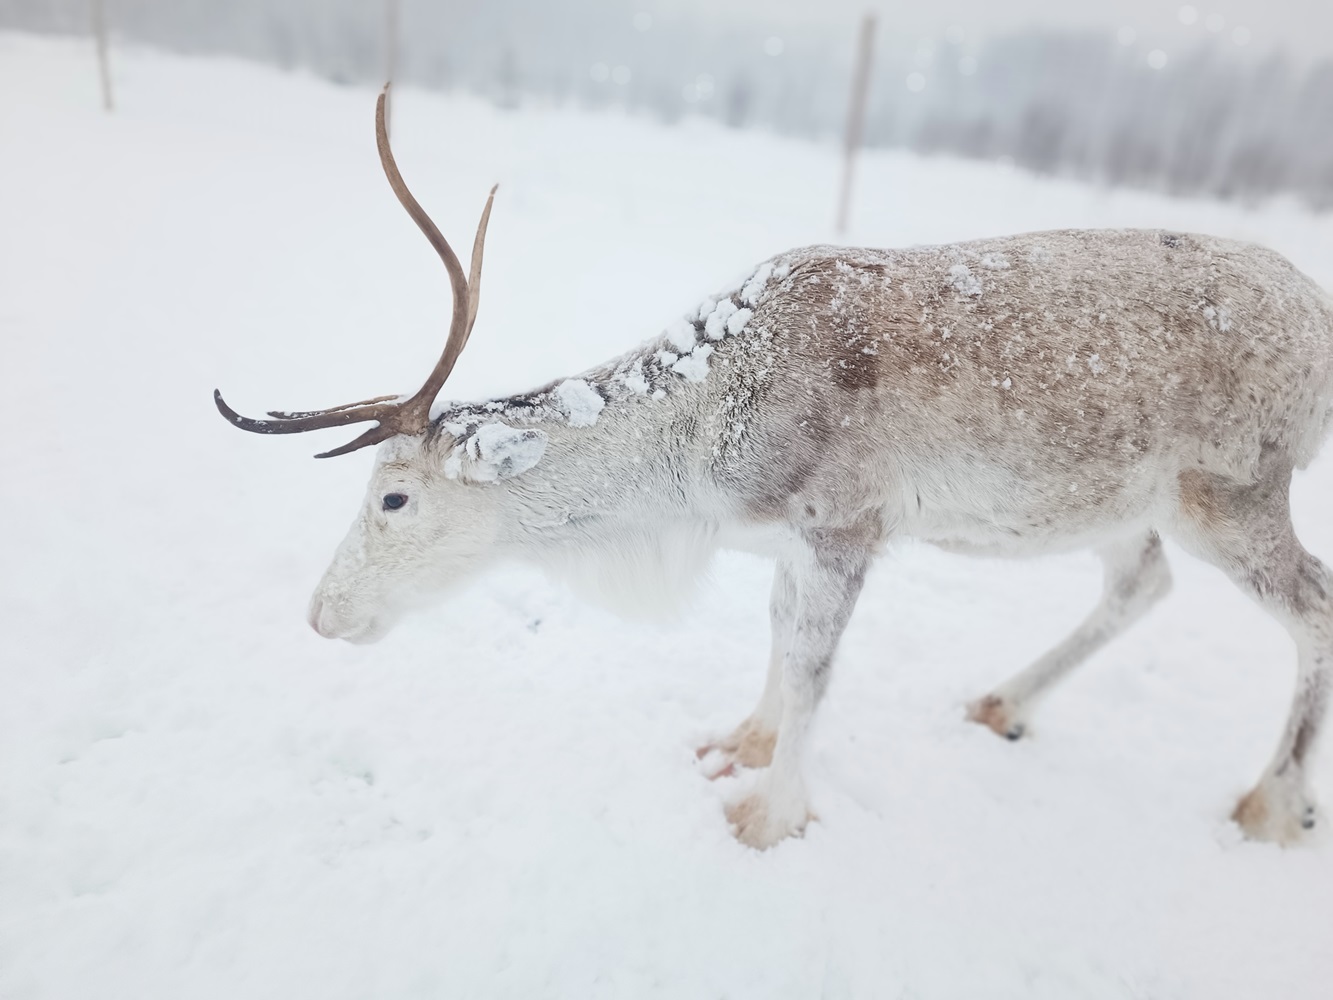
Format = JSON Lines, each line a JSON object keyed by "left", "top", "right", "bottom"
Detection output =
{"left": 4, "top": 33, "right": 1333, "bottom": 1000}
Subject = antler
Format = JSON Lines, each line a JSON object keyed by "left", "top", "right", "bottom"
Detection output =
{"left": 214, "top": 84, "right": 498, "bottom": 459}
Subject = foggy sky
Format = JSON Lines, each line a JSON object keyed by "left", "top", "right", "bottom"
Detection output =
{"left": 667, "top": 0, "right": 1331, "bottom": 59}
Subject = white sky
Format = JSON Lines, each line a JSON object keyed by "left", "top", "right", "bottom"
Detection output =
{"left": 666, "top": 0, "right": 1332, "bottom": 60}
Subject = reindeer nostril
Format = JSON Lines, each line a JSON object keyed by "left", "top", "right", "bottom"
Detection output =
{"left": 308, "top": 597, "right": 327, "bottom": 635}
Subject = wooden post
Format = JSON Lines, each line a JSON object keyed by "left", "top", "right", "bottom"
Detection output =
{"left": 835, "top": 14, "right": 876, "bottom": 235}
{"left": 91, "top": 0, "right": 113, "bottom": 112}
{"left": 384, "top": 0, "right": 399, "bottom": 135}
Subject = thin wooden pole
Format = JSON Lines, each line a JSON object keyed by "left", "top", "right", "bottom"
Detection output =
{"left": 836, "top": 14, "right": 877, "bottom": 235}
{"left": 91, "top": 0, "right": 113, "bottom": 112}
{"left": 384, "top": 0, "right": 399, "bottom": 135}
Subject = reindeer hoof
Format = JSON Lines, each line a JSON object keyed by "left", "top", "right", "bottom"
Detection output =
{"left": 1232, "top": 781, "right": 1317, "bottom": 845}
{"left": 725, "top": 793, "right": 812, "bottom": 849}
{"left": 967, "top": 695, "right": 1028, "bottom": 741}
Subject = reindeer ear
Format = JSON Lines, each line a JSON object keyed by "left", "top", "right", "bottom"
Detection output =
{"left": 446, "top": 423, "right": 548, "bottom": 482}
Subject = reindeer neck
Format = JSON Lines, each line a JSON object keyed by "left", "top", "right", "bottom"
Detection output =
{"left": 434, "top": 340, "right": 722, "bottom": 542}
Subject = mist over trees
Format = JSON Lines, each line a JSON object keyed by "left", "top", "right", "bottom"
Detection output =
{"left": 5, "top": 0, "right": 1331, "bottom": 207}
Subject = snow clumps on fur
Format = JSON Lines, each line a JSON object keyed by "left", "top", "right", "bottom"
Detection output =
{"left": 555, "top": 379, "right": 606, "bottom": 427}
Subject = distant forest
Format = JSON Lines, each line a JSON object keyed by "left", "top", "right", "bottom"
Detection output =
{"left": 6, "top": 0, "right": 1332, "bottom": 207}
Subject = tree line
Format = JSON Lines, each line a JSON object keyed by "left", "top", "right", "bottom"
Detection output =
{"left": 5, "top": 0, "right": 1330, "bottom": 207}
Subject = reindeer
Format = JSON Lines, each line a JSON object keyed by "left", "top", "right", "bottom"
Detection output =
{"left": 217, "top": 89, "right": 1333, "bottom": 849}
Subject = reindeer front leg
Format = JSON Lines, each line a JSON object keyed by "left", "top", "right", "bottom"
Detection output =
{"left": 697, "top": 561, "right": 797, "bottom": 778}
{"left": 726, "top": 536, "right": 869, "bottom": 849}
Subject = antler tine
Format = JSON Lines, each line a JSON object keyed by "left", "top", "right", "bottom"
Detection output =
{"left": 313, "top": 422, "right": 402, "bottom": 459}
{"left": 267, "top": 394, "right": 401, "bottom": 420}
{"left": 214, "top": 389, "right": 402, "bottom": 436}
{"left": 374, "top": 84, "right": 472, "bottom": 426}
{"left": 462, "top": 185, "right": 498, "bottom": 352}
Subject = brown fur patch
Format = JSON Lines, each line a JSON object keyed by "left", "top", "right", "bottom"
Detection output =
{"left": 828, "top": 328, "right": 883, "bottom": 391}
{"left": 740, "top": 413, "right": 835, "bottom": 520}
{"left": 743, "top": 455, "right": 817, "bottom": 520}
{"left": 1177, "top": 468, "right": 1223, "bottom": 525}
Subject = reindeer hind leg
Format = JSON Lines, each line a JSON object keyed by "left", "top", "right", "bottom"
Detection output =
{"left": 1168, "top": 459, "right": 1332, "bottom": 844}
{"left": 968, "top": 529, "right": 1172, "bottom": 740}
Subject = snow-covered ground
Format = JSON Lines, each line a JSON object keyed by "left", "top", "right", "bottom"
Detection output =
{"left": 3, "top": 33, "right": 1333, "bottom": 1000}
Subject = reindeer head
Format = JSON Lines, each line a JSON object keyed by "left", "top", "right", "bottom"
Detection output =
{"left": 215, "top": 87, "right": 513, "bottom": 642}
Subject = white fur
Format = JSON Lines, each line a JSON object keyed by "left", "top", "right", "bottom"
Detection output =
{"left": 534, "top": 521, "right": 720, "bottom": 621}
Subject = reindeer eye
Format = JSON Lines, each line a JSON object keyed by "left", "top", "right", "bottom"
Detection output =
{"left": 382, "top": 493, "right": 409, "bottom": 511}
